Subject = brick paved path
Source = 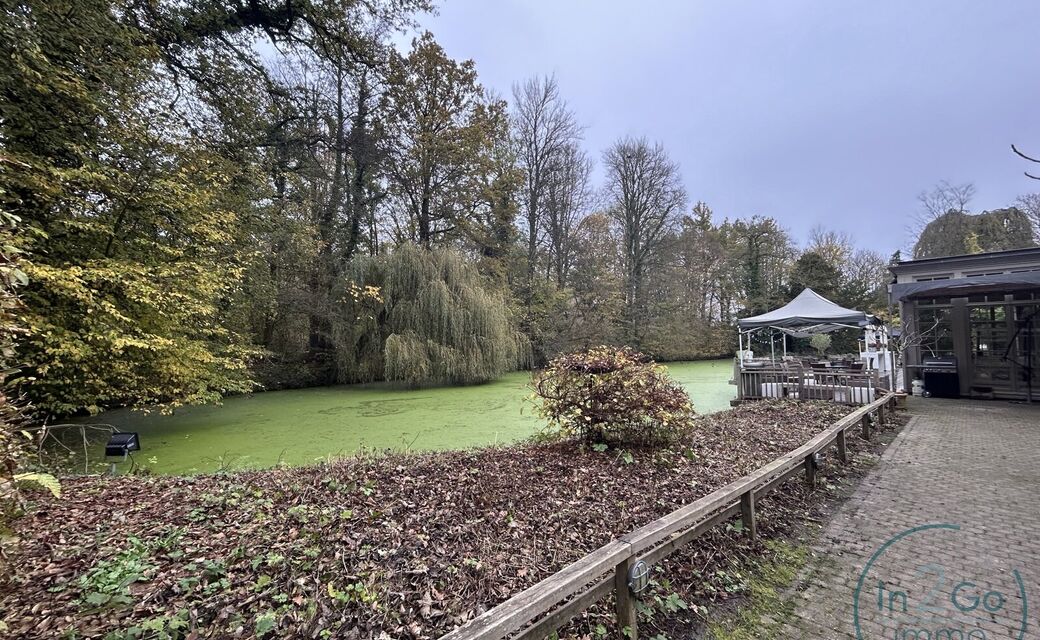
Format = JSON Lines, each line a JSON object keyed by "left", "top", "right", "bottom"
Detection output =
{"left": 780, "top": 398, "right": 1040, "bottom": 639}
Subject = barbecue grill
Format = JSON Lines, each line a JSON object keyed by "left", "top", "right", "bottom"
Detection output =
{"left": 922, "top": 355, "right": 959, "bottom": 398}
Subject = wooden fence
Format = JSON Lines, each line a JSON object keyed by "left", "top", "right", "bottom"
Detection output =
{"left": 734, "top": 362, "right": 890, "bottom": 405}
{"left": 441, "top": 392, "right": 896, "bottom": 640}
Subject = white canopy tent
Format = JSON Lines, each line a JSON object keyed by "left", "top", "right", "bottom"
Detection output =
{"left": 736, "top": 288, "right": 876, "bottom": 363}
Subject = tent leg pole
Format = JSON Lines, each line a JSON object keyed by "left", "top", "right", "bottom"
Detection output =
{"left": 739, "top": 332, "right": 744, "bottom": 364}
{"left": 783, "top": 333, "right": 787, "bottom": 357}
{"left": 771, "top": 334, "right": 775, "bottom": 362}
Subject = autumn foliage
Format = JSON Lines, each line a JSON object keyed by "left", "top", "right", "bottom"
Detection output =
{"left": 533, "top": 346, "right": 695, "bottom": 446}
{"left": 0, "top": 401, "right": 858, "bottom": 639}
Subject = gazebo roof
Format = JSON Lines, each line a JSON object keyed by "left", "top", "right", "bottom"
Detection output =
{"left": 737, "top": 288, "right": 873, "bottom": 332}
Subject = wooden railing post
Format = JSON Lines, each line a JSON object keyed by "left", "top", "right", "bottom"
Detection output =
{"left": 614, "top": 556, "right": 638, "bottom": 640}
{"left": 740, "top": 490, "right": 757, "bottom": 540}
{"left": 878, "top": 403, "right": 886, "bottom": 427}
{"left": 860, "top": 414, "right": 871, "bottom": 440}
{"left": 734, "top": 359, "right": 743, "bottom": 403}
{"left": 803, "top": 453, "right": 817, "bottom": 488}
{"left": 836, "top": 429, "right": 848, "bottom": 463}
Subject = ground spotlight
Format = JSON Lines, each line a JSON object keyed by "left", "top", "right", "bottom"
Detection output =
{"left": 105, "top": 432, "right": 141, "bottom": 474}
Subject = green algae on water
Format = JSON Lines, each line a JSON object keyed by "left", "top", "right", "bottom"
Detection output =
{"left": 84, "top": 360, "right": 734, "bottom": 475}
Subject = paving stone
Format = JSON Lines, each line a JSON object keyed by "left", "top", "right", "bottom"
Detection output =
{"left": 778, "top": 398, "right": 1040, "bottom": 640}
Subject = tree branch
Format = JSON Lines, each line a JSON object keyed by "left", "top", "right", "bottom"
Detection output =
{"left": 1012, "top": 144, "right": 1040, "bottom": 180}
{"left": 1012, "top": 144, "right": 1040, "bottom": 164}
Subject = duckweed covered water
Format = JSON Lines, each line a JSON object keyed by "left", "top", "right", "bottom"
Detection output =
{"left": 88, "top": 359, "right": 734, "bottom": 474}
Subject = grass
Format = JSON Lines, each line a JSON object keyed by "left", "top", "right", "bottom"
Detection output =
{"left": 708, "top": 540, "right": 810, "bottom": 640}
{"left": 77, "top": 359, "right": 735, "bottom": 475}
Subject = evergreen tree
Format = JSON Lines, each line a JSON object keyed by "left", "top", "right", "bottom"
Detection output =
{"left": 913, "top": 208, "right": 1037, "bottom": 258}
{"left": 788, "top": 252, "right": 842, "bottom": 301}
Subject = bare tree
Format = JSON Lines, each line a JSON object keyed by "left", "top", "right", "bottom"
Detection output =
{"left": 807, "top": 226, "right": 853, "bottom": 267}
{"left": 542, "top": 142, "right": 593, "bottom": 287}
{"left": 603, "top": 137, "right": 688, "bottom": 344}
{"left": 1014, "top": 193, "right": 1040, "bottom": 244}
{"left": 907, "top": 180, "right": 975, "bottom": 252}
{"left": 918, "top": 180, "right": 975, "bottom": 219}
{"left": 511, "top": 75, "right": 581, "bottom": 282}
{"left": 844, "top": 248, "right": 890, "bottom": 310}
{"left": 890, "top": 315, "right": 941, "bottom": 365}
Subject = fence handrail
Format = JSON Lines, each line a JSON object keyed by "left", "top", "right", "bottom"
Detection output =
{"left": 441, "top": 392, "right": 894, "bottom": 640}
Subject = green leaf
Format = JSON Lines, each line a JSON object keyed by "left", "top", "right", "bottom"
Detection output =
{"left": 84, "top": 592, "right": 111, "bottom": 606}
{"left": 255, "top": 611, "right": 276, "bottom": 636}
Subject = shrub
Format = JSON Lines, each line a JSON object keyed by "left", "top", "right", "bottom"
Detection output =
{"left": 809, "top": 333, "right": 832, "bottom": 356}
{"left": 533, "top": 346, "right": 695, "bottom": 446}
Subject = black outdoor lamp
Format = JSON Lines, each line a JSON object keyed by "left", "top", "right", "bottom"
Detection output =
{"left": 105, "top": 432, "right": 141, "bottom": 474}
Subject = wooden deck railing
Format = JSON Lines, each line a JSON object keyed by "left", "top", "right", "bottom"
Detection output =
{"left": 733, "top": 362, "right": 890, "bottom": 405}
{"left": 441, "top": 392, "right": 896, "bottom": 640}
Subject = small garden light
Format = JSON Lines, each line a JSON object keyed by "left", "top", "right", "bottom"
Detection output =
{"left": 105, "top": 432, "right": 141, "bottom": 475}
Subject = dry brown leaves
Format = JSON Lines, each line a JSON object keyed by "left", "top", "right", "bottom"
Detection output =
{"left": 0, "top": 401, "right": 852, "bottom": 639}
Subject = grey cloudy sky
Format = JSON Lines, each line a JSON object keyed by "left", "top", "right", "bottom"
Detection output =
{"left": 409, "top": 1, "right": 1040, "bottom": 255}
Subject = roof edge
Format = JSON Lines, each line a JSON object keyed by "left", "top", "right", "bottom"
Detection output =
{"left": 892, "top": 246, "right": 1040, "bottom": 271}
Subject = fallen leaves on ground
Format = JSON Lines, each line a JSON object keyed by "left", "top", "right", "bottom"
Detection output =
{"left": 0, "top": 401, "right": 853, "bottom": 639}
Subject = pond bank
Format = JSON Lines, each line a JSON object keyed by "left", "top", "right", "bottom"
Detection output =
{"left": 3, "top": 401, "right": 847, "bottom": 640}
{"left": 81, "top": 360, "right": 735, "bottom": 475}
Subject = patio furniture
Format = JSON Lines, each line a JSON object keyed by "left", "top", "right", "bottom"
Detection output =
{"left": 734, "top": 289, "right": 883, "bottom": 406}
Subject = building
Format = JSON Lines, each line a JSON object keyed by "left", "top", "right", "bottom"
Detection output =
{"left": 889, "top": 247, "right": 1040, "bottom": 401}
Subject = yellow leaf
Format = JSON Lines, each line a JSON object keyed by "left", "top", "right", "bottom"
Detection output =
{"left": 14, "top": 472, "right": 61, "bottom": 498}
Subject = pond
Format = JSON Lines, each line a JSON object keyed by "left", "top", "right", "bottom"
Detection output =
{"left": 81, "top": 359, "right": 735, "bottom": 475}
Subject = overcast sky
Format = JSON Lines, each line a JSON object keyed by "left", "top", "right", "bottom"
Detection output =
{"left": 407, "top": 1, "right": 1040, "bottom": 255}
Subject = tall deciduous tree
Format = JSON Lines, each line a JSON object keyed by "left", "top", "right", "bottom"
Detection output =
{"left": 511, "top": 75, "right": 581, "bottom": 282}
{"left": 640, "top": 203, "right": 735, "bottom": 359}
{"left": 1, "top": 0, "right": 254, "bottom": 415}
{"left": 726, "top": 216, "right": 795, "bottom": 317}
{"left": 842, "top": 248, "right": 889, "bottom": 312}
{"left": 456, "top": 94, "right": 522, "bottom": 284}
{"left": 382, "top": 33, "right": 494, "bottom": 248}
{"left": 542, "top": 143, "right": 593, "bottom": 287}
{"left": 807, "top": 226, "right": 853, "bottom": 268}
{"left": 569, "top": 212, "right": 624, "bottom": 348}
{"left": 603, "top": 137, "right": 687, "bottom": 344}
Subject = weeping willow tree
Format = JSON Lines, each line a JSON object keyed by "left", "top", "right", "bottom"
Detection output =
{"left": 335, "top": 245, "right": 530, "bottom": 386}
